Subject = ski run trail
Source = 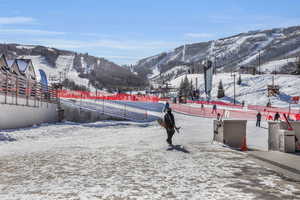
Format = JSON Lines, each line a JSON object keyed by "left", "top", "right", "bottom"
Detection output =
{"left": 0, "top": 113, "right": 300, "bottom": 200}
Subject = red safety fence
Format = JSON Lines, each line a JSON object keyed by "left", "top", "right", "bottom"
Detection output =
{"left": 187, "top": 99, "right": 300, "bottom": 118}
{"left": 248, "top": 105, "right": 299, "bottom": 114}
{"left": 172, "top": 103, "right": 300, "bottom": 121}
{"left": 57, "top": 89, "right": 161, "bottom": 102}
{"left": 186, "top": 100, "right": 243, "bottom": 109}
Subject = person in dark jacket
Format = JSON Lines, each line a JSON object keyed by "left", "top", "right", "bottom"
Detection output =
{"left": 274, "top": 112, "right": 280, "bottom": 121}
{"left": 256, "top": 112, "right": 262, "bottom": 127}
{"left": 212, "top": 104, "right": 217, "bottom": 114}
{"left": 164, "top": 108, "right": 176, "bottom": 146}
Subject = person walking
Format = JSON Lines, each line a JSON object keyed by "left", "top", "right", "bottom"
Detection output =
{"left": 212, "top": 104, "right": 217, "bottom": 114}
{"left": 217, "top": 113, "right": 221, "bottom": 120}
{"left": 200, "top": 103, "right": 204, "bottom": 112}
{"left": 256, "top": 112, "right": 262, "bottom": 127}
{"left": 274, "top": 112, "right": 280, "bottom": 121}
{"left": 164, "top": 108, "right": 176, "bottom": 146}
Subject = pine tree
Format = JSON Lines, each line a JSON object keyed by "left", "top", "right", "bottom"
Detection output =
{"left": 190, "top": 79, "right": 194, "bottom": 98}
{"left": 252, "top": 67, "right": 256, "bottom": 75}
{"left": 178, "top": 75, "right": 191, "bottom": 98}
{"left": 237, "top": 74, "right": 242, "bottom": 85}
{"left": 217, "top": 80, "right": 225, "bottom": 98}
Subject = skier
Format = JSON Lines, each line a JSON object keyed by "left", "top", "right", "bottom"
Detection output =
{"left": 212, "top": 104, "right": 217, "bottom": 114}
{"left": 164, "top": 108, "right": 176, "bottom": 146}
{"left": 256, "top": 112, "right": 262, "bottom": 127}
{"left": 274, "top": 112, "right": 280, "bottom": 121}
{"left": 201, "top": 103, "right": 204, "bottom": 112}
{"left": 163, "top": 101, "right": 170, "bottom": 113}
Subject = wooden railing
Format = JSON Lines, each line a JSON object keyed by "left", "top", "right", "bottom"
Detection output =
{"left": 0, "top": 70, "right": 58, "bottom": 106}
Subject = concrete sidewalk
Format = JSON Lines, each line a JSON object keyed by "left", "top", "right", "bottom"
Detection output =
{"left": 248, "top": 150, "right": 300, "bottom": 179}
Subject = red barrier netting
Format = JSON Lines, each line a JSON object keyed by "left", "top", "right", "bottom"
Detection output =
{"left": 172, "top": 103, "right": 300, "bottom": 121}
{"left": 56, "top": 89, "right": 161, "bottom": 102}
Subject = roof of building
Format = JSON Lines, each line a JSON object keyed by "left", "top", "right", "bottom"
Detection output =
{"left": 16, "top": 59, "right": 31, "bottom": 72}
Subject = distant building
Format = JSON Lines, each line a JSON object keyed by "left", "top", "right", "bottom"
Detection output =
{"left": 0, "top": 55, "right": 37, "bottom": 81}
{"left": 0, "top": 54, "right": 9, "bottom": 72}
{"left": 7, "top": 59, "right": 22, "bottom": 76}
{"left": 16, "top": 59, "right": 36, "bottom": 80}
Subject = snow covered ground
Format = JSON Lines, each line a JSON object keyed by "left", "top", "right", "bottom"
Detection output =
{"left": 169, "top": 73, "right": 300, "bottom": 108}
{"left": 61, "top": 99, "right": 161, "bottom": 122}
{"left": 0, "top": 113, "right": 299, "bottom": 199}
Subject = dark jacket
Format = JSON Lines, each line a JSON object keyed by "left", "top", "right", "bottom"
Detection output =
{"left": 164, "top": 112, "right": 175, "bottom": 129}
{"left": 274, "top": 113, "right": 280, "bottom": 121}
{"left": 256, "top": 113, "right": 262, "bottom": 121}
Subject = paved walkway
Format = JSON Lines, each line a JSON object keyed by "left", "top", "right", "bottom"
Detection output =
{"left": 249, "top": 151, "right": 300, "bottom": 177}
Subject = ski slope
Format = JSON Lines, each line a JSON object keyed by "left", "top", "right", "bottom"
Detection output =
{"left": 21, "top": 55, "right": 94, "bottom": 90}
{"left": 169, "top": 73, "right": 300, "bottom": 108}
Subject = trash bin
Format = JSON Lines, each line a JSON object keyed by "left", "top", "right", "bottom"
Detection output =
{"left": 279, "top": 130, "right": 295, "bottom": 153}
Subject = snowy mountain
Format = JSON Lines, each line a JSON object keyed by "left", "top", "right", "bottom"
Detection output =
{"left": 0, "top": 43, "right": 146, "bottom": 90}
{"left": 134, "top": 26, "right": 300, "bottom": 81}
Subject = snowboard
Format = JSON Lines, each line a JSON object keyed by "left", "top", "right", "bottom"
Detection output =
{"left": 157, "top": 118, "right": 181, "bottom": 133}
{"left": 157, "top": 118, "right": 167, "bottom": 128}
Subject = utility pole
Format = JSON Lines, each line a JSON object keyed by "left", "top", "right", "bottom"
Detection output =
{"left": 234, "top": 74, "right": 236, "bottom": 104}
{"left": 258, "top": 50, "right": 261, "bottom": 75}
{"left": 231, "top": 73, "right": 236, "bottom": 104}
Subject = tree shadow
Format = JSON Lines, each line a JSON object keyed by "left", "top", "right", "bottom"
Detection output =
{"left": 166, "top": 145, "right": 190, "bottom": 153}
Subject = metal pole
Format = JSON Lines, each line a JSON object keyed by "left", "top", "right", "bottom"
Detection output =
{"left": 102, "top": 97, "right": 104, "bottom": 114}
{"left": 258, "top": 50, "right": 261, "bottom": 74}
{"left": 124, "top": 104, "right": 126, "bottom": 118}
{"left": 15, "top": 76, "right": 18, "bottom": 105}
{"left": 5, "top": 71, "right": 8, "bottom": 104}
{"left": 233, "top": 74, "right": 236, "bottom": 104}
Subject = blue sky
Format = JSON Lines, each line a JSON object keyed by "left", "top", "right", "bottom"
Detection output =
{"left": 0, "top": 0, "right": 299, "bottom": 65}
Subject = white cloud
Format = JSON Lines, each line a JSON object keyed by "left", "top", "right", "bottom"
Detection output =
{"left": 0, "top": 17, "right": 35, "bottom": 25}
{"left": 0, "top": 29, "right": 65, "bottom": 35}
{"left": 184, "top": 33, "right": 214, "bottom": 38}
{"left": 31, "top": 38, "right": 179, "bottom": 50}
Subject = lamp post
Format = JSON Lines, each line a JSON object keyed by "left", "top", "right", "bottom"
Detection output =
{"left": 231, "top": 72, "right": 236, "bottom": 104}
{"left": 258, "top": 50, "right": 261, "bottom": 74}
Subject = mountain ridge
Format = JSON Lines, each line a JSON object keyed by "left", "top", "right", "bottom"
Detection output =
{"left": 134, "top": 25, "right": 300, "bottom": 83}
{"left": 0, "top": 43, "right": 147, "bottom": 91}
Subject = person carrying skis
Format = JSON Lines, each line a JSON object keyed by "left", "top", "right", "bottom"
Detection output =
{"left": 256, "top": 112, "right": 262, "bottom": 127}
{"left": 163, "top": 101, "right": 170, "bottom": 113}
{"left": 274, "top": 112, "right": 280, "bottom": 121}
{"left": 164, "top": 108, "right": 176, "bottom": 146}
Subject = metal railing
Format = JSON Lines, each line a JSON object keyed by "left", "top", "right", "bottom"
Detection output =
{"left": 0, "top": 70, "right": 58, "bottom": 107}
